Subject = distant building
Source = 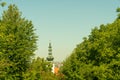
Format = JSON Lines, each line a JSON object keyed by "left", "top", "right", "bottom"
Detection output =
{"left": 46, "top": 42, "right": 54, "bottom": 62}
{"left": 52, "top": 61, "right": 63, "bottom": 75}
{"left": 46, "top": 42, "right": 63, "bottom": 74}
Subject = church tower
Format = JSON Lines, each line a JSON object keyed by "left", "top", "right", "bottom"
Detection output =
{"left": 46, "top": 42, "right": 54, "bottom": 61}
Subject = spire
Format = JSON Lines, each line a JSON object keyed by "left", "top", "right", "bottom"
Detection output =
{"left": 46, "top": 42, "right": 54, "bottom": 61}
{"left": 48, "top": 43, "right": 52, "bottom": 55}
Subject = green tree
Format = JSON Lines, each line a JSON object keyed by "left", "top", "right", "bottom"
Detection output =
{"left": 61, "top": 9, "right": 120, "bottom": 79}
{"left": 0, "top": 2, "right": 6, "bottom": 7}
{"left": 23, "top": 57, "right": 58, "bottom": 80}
{"left": 116, "top": 7, "right": 120, "bottom": 19}
{"left": 0, "top": 4, "right": 37, "bottom": 79}
{"left": 0, "top": 0, "right": 6, "bottom": 7}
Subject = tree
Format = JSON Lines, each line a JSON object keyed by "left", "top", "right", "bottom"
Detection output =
{"left": 116, "top": 7, "right": 120, "bottom": 19}
{"left": 0, "top": 0, "right": 6, "bottom": 7}
{"left": 0, "top": 4, "right": 37, "bottom": 79}
{"left": 23, "top": 57, "right": 58, "bottom": 80}
{"left": 0, "top": 2, "right": 6, "bottom": 7}
{"left": 61, "top": 9, "right": 120, "bottom": 79}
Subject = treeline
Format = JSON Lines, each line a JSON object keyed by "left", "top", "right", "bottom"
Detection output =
{"left": 60, "top": 8, "right": 120, "bottom": 79}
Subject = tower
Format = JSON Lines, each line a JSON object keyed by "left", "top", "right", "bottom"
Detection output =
{"left": 46, "top": 42, "right": 54, "bottom": 61}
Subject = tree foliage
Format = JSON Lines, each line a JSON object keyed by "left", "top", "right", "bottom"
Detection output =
{"left": 0, "top": 4, "right": 60, "bottom": 80}
{"left": 61, "top": 9, "right": 120, "bottom": 79}
{"left": 0, "top": 4, "right": 37, "bottom": 79}
{"left": 23, "top": 57, "right": 58, "bottom": 80}
{"left": 0, "top": 0, "right": 6, "bottom": 7}
{"left": 0, "top": 2, "right": 6, "bottom": 7}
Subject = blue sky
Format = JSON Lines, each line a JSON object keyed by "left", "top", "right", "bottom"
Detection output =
{"left": 1, "top": 0, "right": 120, "bottom": 61}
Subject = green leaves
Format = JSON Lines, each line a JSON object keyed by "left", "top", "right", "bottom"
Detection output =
{"left": 0, "top": 4, "right": 37, "bottom": 79}
{"left": 0, "top": 2, "right": 6, "bottom": 7}
{"left": 116, "top": 8, "right": 120, "bottom": 12}
{"left": 116, "top": 8, "right": 120, "bottom": 19}
{"left": 61, "top": 10, "right": 120, "bottom": 79}
{"left": 23, "top": 57, "right": 58, "bottom": 80}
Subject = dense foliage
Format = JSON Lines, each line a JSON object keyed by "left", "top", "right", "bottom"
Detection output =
{"left": 0, "top": 4, "right": 59, "bottom": 80}
{"left": 61, "top": 9, "right": 120, "bottom": 79}
{"left": 23, "top": 57, "right": 58, "bottom": 80}
{"left": 0, "top": 4, "right": 37, "bottom": 79}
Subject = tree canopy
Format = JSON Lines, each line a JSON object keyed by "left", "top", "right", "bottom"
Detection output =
{"left": 0, "top": 4, "right": 37, "bottom": 79}
{"left": 0, "top": 4, "right": 59, "bottom": 80}
{"left": 61, "top": 9, "right": 120, "bottom": 80}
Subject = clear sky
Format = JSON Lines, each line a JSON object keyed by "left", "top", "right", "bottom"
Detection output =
{"left": 0, "top": 0, "right": 120, "bottom": 61}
